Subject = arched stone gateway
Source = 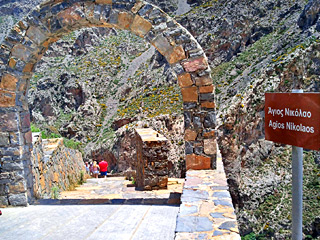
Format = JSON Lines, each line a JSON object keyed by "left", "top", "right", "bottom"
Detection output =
{"left": 0, "top": 0, "right": 216, "bottom": 206}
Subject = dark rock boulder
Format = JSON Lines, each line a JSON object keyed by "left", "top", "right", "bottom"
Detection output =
{"left": 316, "top": 18, "right": 320, "bottom": 30}
{"left": 112, "top": 118, "right": 137, "bottom": 131}
{"left": 298, "top": 0, "right": 320, "bottom": 30}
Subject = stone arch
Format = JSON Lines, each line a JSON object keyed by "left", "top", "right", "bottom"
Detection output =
{"left": 0, "top": 0, "right": 216, "bottom": 206}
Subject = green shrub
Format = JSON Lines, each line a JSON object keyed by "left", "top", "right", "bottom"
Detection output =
{"left": 41, "top": 131, "right": 61, "bottom": 139}
{"left": 242, "top": 233, "right": 256, "bottom": 240}
{"left": 51, "top": 186, "right": 60, "bottom": 199}
{"left": 130, "top": 177, "right": 135, "bottom": 185}
{"left": 30, "top": 124, "right": 40, "bottom": 133}
{"left": 78, "top": 170, "right": 86, "bottom": 185}
{"left": 63, "top": 138, "right": 81, "bottom": 150}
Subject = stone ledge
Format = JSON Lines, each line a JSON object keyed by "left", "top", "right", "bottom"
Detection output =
{"left": 175, "top": 157, "right": 240, "bottom": 240}
{"left": 135, "top": 128, "right": 167, "bottom": 142}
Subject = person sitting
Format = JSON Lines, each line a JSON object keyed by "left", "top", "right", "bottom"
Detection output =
{"left": 92, "top": 161, "right": 100, "bottom": 178}
{"left": 99, "top": 160, "right": 108, "bottom": 178}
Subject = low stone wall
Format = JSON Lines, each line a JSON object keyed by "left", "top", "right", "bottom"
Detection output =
{"left": 175, "top": 156, "right": 240, "bottom": 239}
{"left": 31, "top": 133, "right": 85, "bottom": 199}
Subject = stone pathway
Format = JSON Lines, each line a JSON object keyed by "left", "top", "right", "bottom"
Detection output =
{"left": 1, "top": 158, "right": 241, "bottom": 240}
{"left": 0, "top": 204, "right": 179, "bottom": 240}
{"left": 0, "top": 177, "right": 183, "bottom": 240}
{"left": 175, "top": 157, "right": 241, "bottom": 240}
{"left": 59, "top": 177, "right": 184, "bottom": 205}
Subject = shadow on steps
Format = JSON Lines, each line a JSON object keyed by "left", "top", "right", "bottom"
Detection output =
{"left": 32, "top": 192, "right": 182, "bottom": 206}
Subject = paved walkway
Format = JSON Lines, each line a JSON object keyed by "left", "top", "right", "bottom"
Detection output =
{"left": 0, "top": 204, "right": 179, "bottom": 240}
{"left": 0, "top": 178, "right": 183, "bottom": 240}
{"left": 0, "top": 157, "right": 241, "bottom": 240}
{"left": 59, "top": 177, "right": 183, "bottom": 205}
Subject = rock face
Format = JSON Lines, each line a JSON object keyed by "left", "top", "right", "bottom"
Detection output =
{"left": 298, "top": 0, "right": 320, "bottom": 30}
{"left": 0, "top": 0, "right": 319, "bottom": 238}
{"left": 31, "top": 134, "right": 85, "bottom": 199}
{"left": 29, "top": 73, "right": 85, "bottom": 119}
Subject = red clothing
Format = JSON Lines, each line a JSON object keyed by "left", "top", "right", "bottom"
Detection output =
{"left": 99, "top": 161, "right": 108, "bottom": 172}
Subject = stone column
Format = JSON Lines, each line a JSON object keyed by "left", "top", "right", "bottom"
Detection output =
{"left": 178, "top": 62, "right": 217, "bottom": 170}
{"left": 0, "top": 40, "right": 35, "bottom": 206}
{"left": 135, "top": 128, "right": 169, "bottom": 190}
{"left": 0, "top": 108, "right": 33, "bottom": 206}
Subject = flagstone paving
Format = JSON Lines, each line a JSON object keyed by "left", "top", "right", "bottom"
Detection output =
{"left": 175, "top": 156, "right": 241, "bottom": 240}
{"left": 0, "top": 204, "right": 179, "bottom": 240}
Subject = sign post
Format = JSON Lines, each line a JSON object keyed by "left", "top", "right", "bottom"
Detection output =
{"left": 291, "top": 89, "right": 303, "bottom": 240}
{"left": 265, "top": 91, "right": 320, "bottom": 239}
{"left": 291, "top": 144, "right": 303, "bottom": 239}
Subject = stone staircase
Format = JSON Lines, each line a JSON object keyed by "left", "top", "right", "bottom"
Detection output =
{"left": 57, "top": 176, "right": 183, "bottom": 205}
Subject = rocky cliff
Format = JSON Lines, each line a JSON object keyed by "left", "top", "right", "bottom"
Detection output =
{"left": 0, "top": 0, "right": 319, "bottom": 238}
{"left": 186, "top": 0, "right": 320, "bottom": 237}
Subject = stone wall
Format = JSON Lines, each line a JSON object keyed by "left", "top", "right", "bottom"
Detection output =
{"left": 135, "top": 128, "right": 169, "bottom": 190}
{"left": 175, "top": 157, "right": 240, "bottom": 239}
{"left": 31, "top": 133, "right": 85, "bottom": 200}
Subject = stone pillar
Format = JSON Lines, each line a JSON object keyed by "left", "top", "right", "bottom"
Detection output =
{"left": 135, "top": 128, "right": 169, "bottom": 190}
{"left": 0, "top": 109, "right": 33, "bottom": 207}
{"left": 179, "top": 69, "right": 217, "bottom": 170}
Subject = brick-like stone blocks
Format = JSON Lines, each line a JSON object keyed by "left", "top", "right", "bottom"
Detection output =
{"left": 0, "top": 90, "right": 16, "bottom": 107}
{"left": 131, "top": 15, "right": 152, "bottom": 37}
{"left": 186, "top": 154, "right": 211, "bottom": 170}
{"left": 0, "top": 74, "right": 18, "bottom": 91}
{"left": 182, "top": 57, "right": 208, "bottom": 72}
{"left": 181, "top": 86, "right": 198, "bottom": 102}
{"left": 178, "top": 73, "right": 193, "bottom": 87}
{"left": 135, "top": 128, "right": 169, "bottom": 190}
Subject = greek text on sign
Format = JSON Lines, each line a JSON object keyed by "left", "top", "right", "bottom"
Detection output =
{"left": 265, "top": 93, "right": 320, "bottom": 150}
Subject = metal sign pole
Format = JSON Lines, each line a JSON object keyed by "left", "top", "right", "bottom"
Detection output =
{"left": 292, "top": 144, "right": 303, "bottom": 239}
{"left": 291, "top": 89, "right": 303, "bottom": 240}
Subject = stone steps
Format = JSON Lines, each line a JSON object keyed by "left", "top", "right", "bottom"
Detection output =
{"left": 57, "top": 177, "right": 184, "bottom": 206}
